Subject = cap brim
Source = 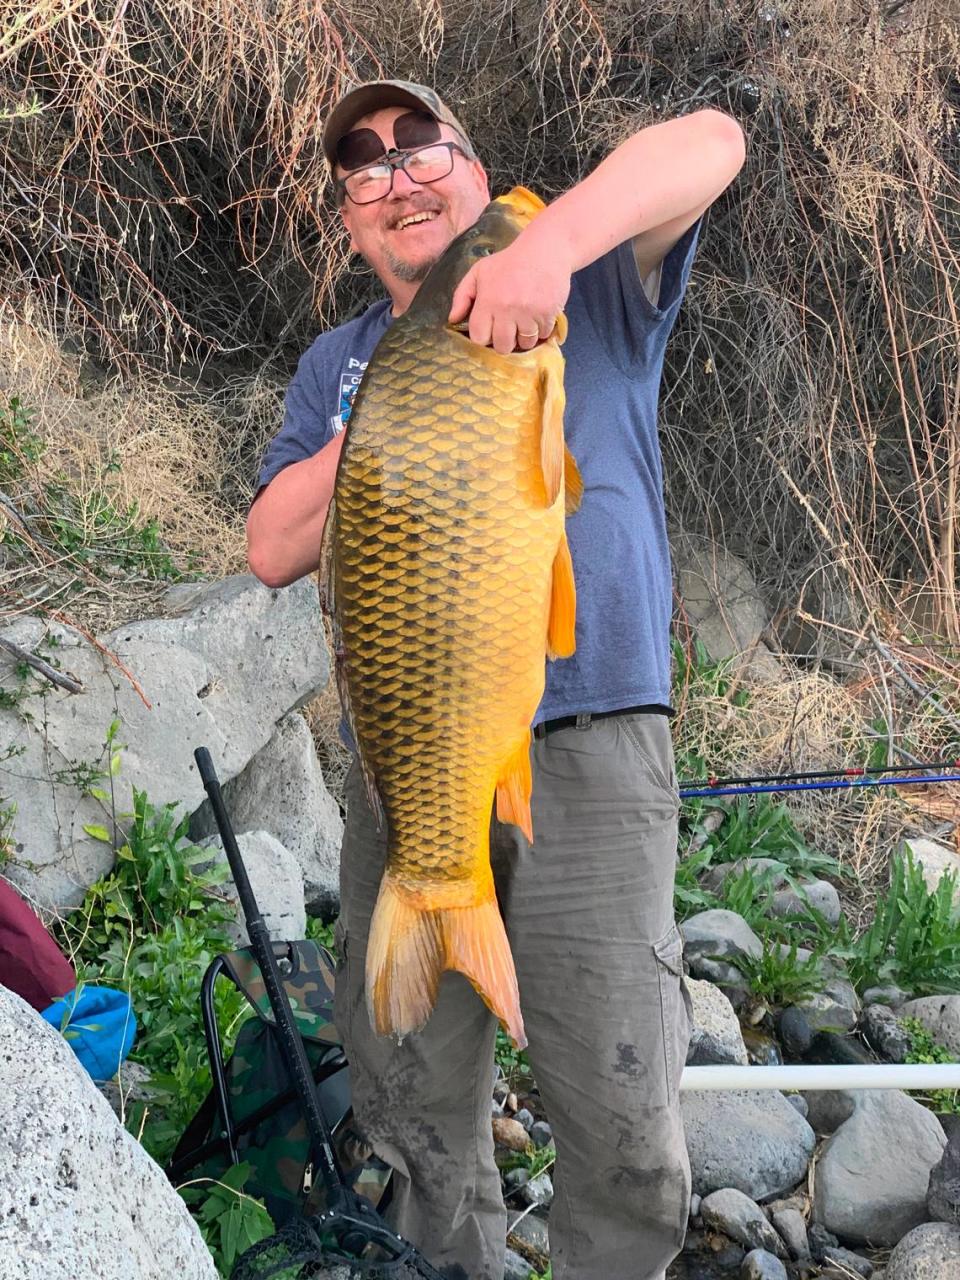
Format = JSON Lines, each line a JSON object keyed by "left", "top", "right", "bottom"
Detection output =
{"left": 322, "top": 83, "right": 440, "bottom": 166}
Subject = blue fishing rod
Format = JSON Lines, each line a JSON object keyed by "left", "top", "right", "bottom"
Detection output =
{"left": 678, "top": 759, "right": 960, "bottom": 799}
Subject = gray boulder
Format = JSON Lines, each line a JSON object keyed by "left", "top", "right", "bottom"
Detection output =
{"left": 682, "top": 910, "right": 763, "bottom": 986}
{"left": 191, "top": 712, "right": 343, "bottom": 915}
{"left": 928, "top": 1129, "right": 960, "bottom": 1225}
{"left": 0, "top": 985, "right": 217, "bottom": 1280}
{"left": 740, "top": 1250, "right": 788, "bottom": 1280}
{"left": 900, "top": 837, "right": 960, "bottom": 908}
{"left": 1, "top": 575, "right": 329, "bottom": 911}
{"left": 899, "top": 996, "right": 960, "bottom": 1059}
{"left": 885, "top": 1222, "right": 960, "bottom": 1279}
{"left": 863, "top": 1005, "right": 912, "bottom": 1064}
{"left": 814, "top": 1090, "right": 947, "bottom": 1246}
{"left": 700, "top": 1187, "right": 786, "bottom": 1255}
{"left": 198, "top": 829, "right": 306, "bottom": 946}
{"left": 795, "top": 975, "right": 861, "bottom": 1034}
{"left": 686, "top": 978, "right": 749, "bottom": 1066}
{"left": 682, "top": 1089, "right": 815, "bottom": 1200}
{"left": 672, "top": 538, "right": 774, "bottom": 678}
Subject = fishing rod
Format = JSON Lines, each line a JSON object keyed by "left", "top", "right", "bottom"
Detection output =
{"left": 686, "top": 759, "right": 960, "bottom": 789}
{"left": 679, "top": 765, "right": 960, "bottom": 800}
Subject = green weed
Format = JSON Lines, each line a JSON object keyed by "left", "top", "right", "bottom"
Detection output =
{"left": 0, "top": 395, "right": 43, "bottom": 485}
{"left": 726, "top": 935, "right": 827, "bottom": 1006}
{"left": 902, "top": 1017, "right": 960, "bottom": 1115}
{"left": 178, "top": 1163, "right": 274, "bottom": 1275}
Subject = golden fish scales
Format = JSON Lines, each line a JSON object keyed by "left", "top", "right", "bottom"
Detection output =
{"left": 328, "top": 188, "right": 580, "bottom": 1047}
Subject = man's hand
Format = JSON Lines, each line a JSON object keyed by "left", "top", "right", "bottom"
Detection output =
{"left": 448, "top": 236, "right": 572, "bottom": 354}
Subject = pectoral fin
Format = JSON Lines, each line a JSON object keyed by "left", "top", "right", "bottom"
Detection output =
{"left": 538, "top": 354, "right": 567, "bottom": 508}
{"left": 496, "top": 733, "right": 534, "bottom": 842}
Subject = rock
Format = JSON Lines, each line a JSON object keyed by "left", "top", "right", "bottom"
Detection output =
{"left": 768, "top": 880, "right": 842, "bottom": 927}
{"left": 900, "top": 838, "right": 960, "bottom": 908}
{"left": 198, "top": 829, "right": 305, "bottom": 945}
{"left": 682, "top": 910, "right": 763, "bottom": 986}
{"left": 899, "top": 996, "right": 960, "bottom": 1058}
{"left": 514, "top": 1108, "right": 534, "bottom": 1131}
{"left": 673, "top": 538, "right": 771, "bottom": 674}
{"left": 786, "top": 1095, "right": 809, "bottom": 1119}
{"left": 795, "top": 976, "right": 861, "bottom": 1034}
{"left": 778, "top": 1006, "right": 817, "bottom": 1058}
{"left": 700, "top": 1187, "right": 786, "bottom": 1256}
{"left": 814, "top": 1090, "right": 947, "bottom": 1245}
{"left": 701, "top": 858, "right": 789, "bottom": 894}
{"left": 503, "top": 1168, "right": 529, "bottom": 1190}
{"left": 771, "top": 1206, "right": 810, "bottom": 1260}
{"left": 863, "top": 1005, "right": 912, "bottom": 1064}
{"left": 503, "top": 1247, "right": 532, "bottom": 1280}
{"left": 928, "top": 1129, "right": 960, "bottom": 1225}
{"left": 190, "top": 712, "right": 343, "bottom": 916}
{"left": 802, "top": 1089, "right": 857, "bottom": 1135}
{"left": 740, "top": 1250, "right": 788, "bottom": 1280}
{"left": 0, "top": 575, "right": 329, "bottom": 912}
{"left": 686, "top": 978, "right": 750, "bottom": 1066}
{"left": 864, "top": 985, "right": 910, "bottom": 1008}
{"left": 807, "top": 1221, "right": 840, "bottom": 1259}
{"left": 506, "top": 1209, "right": 549, "bottom": 1256}
{"left": 520, "top": 1173, "right": 554, "bottom": 1209}
{"left": 814, "top": 1030, "right": 877, "bottom": 1065}
{"left": 690, "top": 1192, "right": 702, "bottom": 1219}
{"left": 492, "top": 1116, "right": 531, "bottom": 1153}
{"left": 885, "top": 1222, "right": 960, "bottom": 1279}
{"left": 529, "top": 1121, "right": 553, "bottom": 1149}
{"left": 822, "top": 1245, "right": 874, "bottom": 1277}
{"left": 97, "top": 1060, "right": 153, "bottom": 1122}
{"left": 0, "top": 985, "right": 217, "bottom": 1280}
{"left": 682, "top": 1089, "right": 815, "bottom": 1200}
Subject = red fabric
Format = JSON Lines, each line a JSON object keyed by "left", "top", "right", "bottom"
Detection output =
{"left": 0, "top": 878, "right": 76, "bottom": 1011}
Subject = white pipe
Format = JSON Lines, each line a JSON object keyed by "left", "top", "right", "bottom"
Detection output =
{"left": 680, "top": 1063, "right": 960, "bottom": 1091}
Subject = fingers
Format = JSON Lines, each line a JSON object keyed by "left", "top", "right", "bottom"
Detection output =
{"left": 448, "top": 269, "right": 478, "bottom": 326}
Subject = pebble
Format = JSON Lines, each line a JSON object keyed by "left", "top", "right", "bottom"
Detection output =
{"left": 503, "top": 1168, "right": 529, "bottom": 1190}
{"left": 492, "top": 1115, "right": 532, "bottom": 1152}
{"left": 520, "top": 1172, "right": 554, "bottom": 1209}
{"left": 786, "top": 1094, "right": 809, "bottom": 1119}
{"left": 493, "top": 1080, "right": 509, "bottom": 1105}
{"left": 507, "top": 1209, "right": 550, "bottom": 1256}
{"left": 777, "top": 1006, "right": 816, "bottom": 1057}
{"left": 822, "top": 1244, "right": 874, "bottom": 1277}
{"left": 506, "top": 1091, "right": 518, "bottom": 1112}
{"left": 740, "top": 1249, "right": 788, "bottom": 1280}
{"left": 529, "top": 1120, "right": 553, "bottom": 1149}
{"left": 690, "top": 1192, "right": 702, "bottom": 1220}
{"left": 770, "top": 1206, "right": 810, "bottom": 1261}
{"left": 808, "top": 1222, "right": 840, "bottom": 1260}
{"left": 700, "top": 1188, "right": 786, "bottom": 1257}
{"left": 503, "top": 1247, "right": 531, "bottom": 1280}
{"left": 514, "top": 1107, "right": 535, "bottom": 1131}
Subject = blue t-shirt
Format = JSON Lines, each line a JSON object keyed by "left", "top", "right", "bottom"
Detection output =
{"left": 258, "top": 222, "right": 701, "bottom": 721}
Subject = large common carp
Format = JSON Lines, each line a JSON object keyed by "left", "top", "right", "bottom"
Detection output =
{"left": 324, "top": 187, "right": 581, "bottom": 1048}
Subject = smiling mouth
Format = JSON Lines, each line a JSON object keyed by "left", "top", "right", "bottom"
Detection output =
{"left": 393, "top": 211, "right": 440, "bottom": 231}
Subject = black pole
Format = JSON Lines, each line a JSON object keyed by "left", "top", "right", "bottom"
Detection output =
{"left": 680, "top": 758, "right": 960, "bottom": 790}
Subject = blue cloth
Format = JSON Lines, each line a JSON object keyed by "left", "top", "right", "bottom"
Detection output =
{"left": 40, "top": 984, "right": 137, "bottom": 1081}
{"left": 258, "top": 222, "right": 701, "bottom": 717}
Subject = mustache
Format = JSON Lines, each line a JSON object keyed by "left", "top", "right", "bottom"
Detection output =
{"left": 386, "top": 197, "right": 445, "bottom": 229}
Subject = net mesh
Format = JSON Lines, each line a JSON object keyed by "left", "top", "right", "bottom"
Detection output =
{"left": 230, "top": 1214, "right": 459, "bottom": 1280}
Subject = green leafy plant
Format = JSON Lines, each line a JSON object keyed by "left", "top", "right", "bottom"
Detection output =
{"left": 178, "top": 1163, "right": 274, "bottom": 1275}
{"left": 834, "top": 851, "right": 960, "bottom": 996}
{"left": 694, "top": 797, "right": 841, "bottom": 881}
{"left": 0, "top": 394, "right": 43, "bottom": 485}
{"left": 726, "top": 934, "right": 827, "bottom": 1006}
{"left": 902, "top": 1017, "right": 960, "bottom": 1115}
{"left": 495, "top": 1027, "right": 531, "bottom": 1089}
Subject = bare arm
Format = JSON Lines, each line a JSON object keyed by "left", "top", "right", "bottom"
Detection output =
{"left": 450, "top": 109, "right": 746, "bottom": 352}
{"left": 246, "top": 431, "right": 345, "bottom": 588}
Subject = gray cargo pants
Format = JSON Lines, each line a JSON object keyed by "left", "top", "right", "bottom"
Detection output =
{"left": 334, "top": 711, "right": 692, "bottom": 1280}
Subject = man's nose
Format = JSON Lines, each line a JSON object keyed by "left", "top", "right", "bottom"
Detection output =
{"left": 389, "top": 165, "right": 419, "bottom": 198}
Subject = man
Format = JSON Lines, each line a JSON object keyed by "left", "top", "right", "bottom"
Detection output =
{"left": 248, "top": 80, "right": 745, "bottom": 1280}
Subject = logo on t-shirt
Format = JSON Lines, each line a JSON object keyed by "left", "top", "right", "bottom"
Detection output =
{"left": 331, "top": 356, "right": 368, "bottom": 435}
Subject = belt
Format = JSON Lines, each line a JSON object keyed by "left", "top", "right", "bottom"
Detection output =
{"left": 532, "top": 704, "right": 672, "bottom": 739}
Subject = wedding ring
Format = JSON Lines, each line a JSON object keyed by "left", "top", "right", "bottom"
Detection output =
{"left": 518, "top": 329, "right": 539, "bottom": 339}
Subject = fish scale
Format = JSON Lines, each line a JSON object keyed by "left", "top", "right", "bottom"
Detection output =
{"left": 327, "top": 188, "right": 580, "bottom": 1047}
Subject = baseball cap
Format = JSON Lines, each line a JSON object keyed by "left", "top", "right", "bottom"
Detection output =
{"left": 322, "top": 80, "right": 475, "bottom": 167}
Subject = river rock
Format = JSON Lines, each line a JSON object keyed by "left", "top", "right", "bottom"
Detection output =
{"left": 190, "top": 711, "right": 343, "bottom": 916}
{"left": 673, "top": 539, "right": 771, "bottom": 675}
{"left": 803, "top": 1089, "right": 858, "bottom": 1136}
{"left": 927, "top": 1128, "right": 960, "bottom": 1225}
{"left": 682, "top": 910, "right": 763, "bottom": 986}
{"left": 814, "top": 1090, "right": 947, "bottom": 1245}
{"left": 503, "top": 1247, "right": 532, "bottom": 1280}
{"left": 0, "top": 574, "right": 329, "bottom": 911}
{"left": 0, "top": 985, "right": 217, "bottom": 1280}
{"left": 769, "top": 879, "right": 842, "bottom": 927}
{"left": 795, "top": 976, "right": 861, "bottom": 1034}
{"left": 885, "top": 1222, "right": 960, "bottom": 1279}
{"left": 822, "top": 1245, "right": 874, "bottom": 1277}
{"left": 682, "top": 1089, "right": 815, "bottom": 1200}
{"left": 740, "top": 1250, "right": 788, "bottom": 1280}
{"left": 898, "top": 996, "right": 960, "bottom": 1058}
{"left": 700, "top": 1187, "right": 786, "bottom": 1256}
{"left": 771, "top": 1206, "right": 810, "bottom": 1260}
{"left": 901, "top": 837, "right": 960, "bottom": 907}
{"left": 686, "top": 977, "right": 750, "bottom": 1066}
{"left": 863, "top": 1005, "right": 912, "bottom": 1064}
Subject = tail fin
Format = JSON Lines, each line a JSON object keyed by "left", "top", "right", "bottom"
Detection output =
{"left": 366, "top": 876, "right": 526, "bottom": 1048}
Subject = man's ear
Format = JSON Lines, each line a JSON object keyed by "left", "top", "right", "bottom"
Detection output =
{"left": 471, "top": 159, "right": 491, "bottom": 203}
{"left": 339, "top": 203, "right": 358, "bottom": 253}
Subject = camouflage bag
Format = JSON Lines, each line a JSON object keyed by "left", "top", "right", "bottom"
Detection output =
{"left": 167, "top": 938, "right": 392, "bottom": 1227}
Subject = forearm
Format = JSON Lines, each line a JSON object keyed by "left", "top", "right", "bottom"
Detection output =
{"left": 517, "top": 109, "right": 745, "bottom": 273}
{"left": 246, "top": 432, "right": 345, "bottom": 587}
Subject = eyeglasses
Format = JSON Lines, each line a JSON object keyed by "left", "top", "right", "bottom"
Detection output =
{"left": 333, "top": 109, "right": 473, "bottom": 206}
{"left": 336, "top": 141, "right": 469, "bottom": 205}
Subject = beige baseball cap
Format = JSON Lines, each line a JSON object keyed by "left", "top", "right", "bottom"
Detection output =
{"left": 322, "top": 80, "right": 474, "bottom": 167}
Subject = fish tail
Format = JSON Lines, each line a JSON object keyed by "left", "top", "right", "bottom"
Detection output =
{"left": 366, "top": 876, "right": 527, "bottom": 1048}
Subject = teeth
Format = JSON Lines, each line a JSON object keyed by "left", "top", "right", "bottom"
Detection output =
{"left": 396, "top": 212, "right": 437, "bottom": 230}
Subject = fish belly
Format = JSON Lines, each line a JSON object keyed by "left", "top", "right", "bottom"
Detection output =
{"left": 334, "top": 331, "right": 566, "bottom": 1046}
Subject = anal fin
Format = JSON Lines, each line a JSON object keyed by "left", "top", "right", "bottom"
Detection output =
{"left": 496, "top": 733, "right": 533, "bottom": 842}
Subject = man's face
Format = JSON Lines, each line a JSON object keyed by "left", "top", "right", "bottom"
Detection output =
{"left": 336, "top": 105, "right": 490, "bottom": 292}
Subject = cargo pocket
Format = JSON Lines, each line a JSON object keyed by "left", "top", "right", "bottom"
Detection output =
{"left": 653, "top": 924, "right": 690, "bottom": 1106}
{"left": 619, "top": 715, "right": 680, "bottom": 815}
